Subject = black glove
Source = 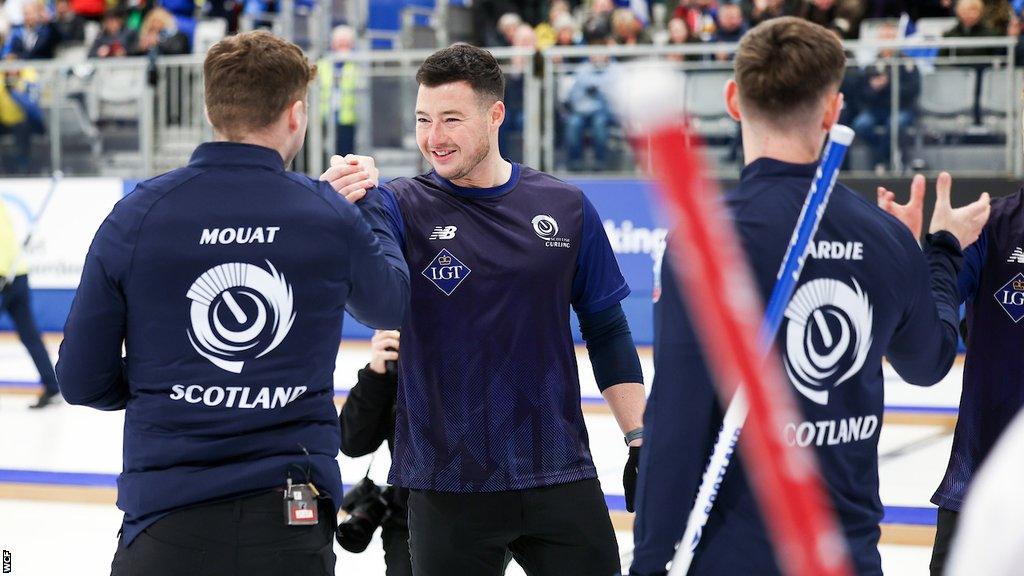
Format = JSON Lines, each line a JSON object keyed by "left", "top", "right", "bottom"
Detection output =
{"left": 624, "top": 445, "right": 641, "bottom": 513}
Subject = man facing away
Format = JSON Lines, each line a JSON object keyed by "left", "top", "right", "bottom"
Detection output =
{"left": 327, "top": 43, "right": 646, "bottom": 576}
{"left": 56, "top": 31, "right": 408, "bottom": 576}
{"left": 630, "top": 17, "right": 990, "bottom": 576}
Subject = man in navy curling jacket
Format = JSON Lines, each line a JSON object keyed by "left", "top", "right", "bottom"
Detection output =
{"left": 630, "top": 18, "right": 990, "bottom": 576}
{"left": 56, "top": 31, "right": 408, "bottom": 576}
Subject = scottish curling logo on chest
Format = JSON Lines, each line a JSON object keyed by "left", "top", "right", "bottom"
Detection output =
{"left": 423, "top": 248, "right": 471, "bottom": 296}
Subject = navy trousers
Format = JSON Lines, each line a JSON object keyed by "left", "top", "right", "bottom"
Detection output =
{"left": 1, "top": 274, "right": 58, "bottom": 393}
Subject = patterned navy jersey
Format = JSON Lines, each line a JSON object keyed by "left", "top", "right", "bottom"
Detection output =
{"left": 370, "top": 163, "right": 630, "bottom": 492}
{"left": 631, "top": 159, "right": 962, "bottom": 576}
{"left": 933, "top": 189, "right": 1024, "bottom": 511}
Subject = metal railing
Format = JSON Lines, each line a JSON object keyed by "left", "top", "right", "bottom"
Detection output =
{"left": 0, "top": 37, "right": 1019, "bottom": 180}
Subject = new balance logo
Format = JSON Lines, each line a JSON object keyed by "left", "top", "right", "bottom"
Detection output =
{"left": 1009, "top": 247, "right": 1024, "bottom": 264}
{"left": 429, "top": 226, "right": 457, "bottom": 240}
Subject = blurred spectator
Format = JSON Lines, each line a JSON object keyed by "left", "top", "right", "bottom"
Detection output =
{"left": 612, "top": 7, "right": 651, "bottom": 44}
{"left": 674, "top": 0, "right": 718, "bottom": 40}
{"left": 943, "top": 0, "right": 1001, "bottom": 57}
{"left": 583, "top": 0, "right": 615, "bottom": 43}
{"left": 982, "top": 0, "right": 1010, "bottom": 33}
{"left": 535, "top": 0, "right": 571, "bottom": 49}
{"left": 130, "top": 7, "right": 189, "bottom": 55}
{"left": 69, "top": 0, "right": 103, "bottom": 20}
{"left": 549, "top": 13, "right": 580, "bottom": 64}
{"left": 124, "top": 0, "right": 152, "bottom": 33}
{"left": 797, "top": 0, "right": 859, "bottom": 39}
{"left": 2, "top": 1, "right": 62, "bottom": 60}
{"left": 320, "top": 24, "right": 358, "bottom": 157}
{"left": 563, "top": 37, "right": 618, "bottom": 171}
{"left": 0, "top": 67, "right": 44, "bottom": 174}
{"left": 666, "top": 16, "right": 703, "bottom": 62}
{"left": 712, "top": 3, "right": 746, "bottom": 59}
{"left": 54, "top": 0, "right": 85, "bottom": 43}
{"left": 851, "top": 23, "right": 920, "bottom": 174}
{"left": 497, "top": 12, "right": 522, "bottom": 46}
{"left": 89, "top": 8, "right": 135, "bottom": 58}
{"left": 742, "top": 0, "right": 801, "bottom": 27}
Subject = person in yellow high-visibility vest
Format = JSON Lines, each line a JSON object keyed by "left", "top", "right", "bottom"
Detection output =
{"left": 0, "top": 196, "right": 60, "bottom": 408}
{"left": 319, "top": 25, "right": 358, "bottom": 157}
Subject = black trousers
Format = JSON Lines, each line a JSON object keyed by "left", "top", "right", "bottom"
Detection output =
{"left": 408, "top": 478, "right": 620, "bottom": 576}
{"left": 382, "top": 524, "right": 412, "bottom": 576}
{"left": 929, "top": 507, "right": 960, "bottom": 576}
{"left": 0, "top": 275, "right": 58, "bottom": 393}
{"left": 110, "top": 491, "right": 336, "bottom": 576}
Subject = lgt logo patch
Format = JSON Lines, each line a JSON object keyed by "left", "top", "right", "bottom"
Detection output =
{"left": 423, "top": 249, "right": 471, "bottom": 296}
{"left": 995, "top": 273, "right": 1024, "bottom": 322}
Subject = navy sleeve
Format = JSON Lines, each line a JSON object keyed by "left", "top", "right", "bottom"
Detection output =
{"left": 363, "top": 184, "right": 406, "bottom": 254}
{"left": 339, "top": 366, "right": 397, "bottom": 458}
{"left": 571, "top": 195, "right": 631, "bottom": 314}
{"left": 886, "top": 230, "right": 963, "bottom": 386}
{"left": 957, "top": 228, "right": 987, "bottom": 305}
{"left": 578, "top": 303, "right": 643, "bottom": 391}
{"left": 342, "top": 185, "right": 410, "bottom": 329}
{"left": 56, "top": 198, "right": 136, "bottom": 411}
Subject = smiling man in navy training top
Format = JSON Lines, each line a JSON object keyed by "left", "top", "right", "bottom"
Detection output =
{"left": 326, "top": 43, "right": 646, "bottom": 576}
{"left": 630, "top": 18, "right": 990, "bottom": 576}
{"left": 56, "top": 31, "right": 408, "bottom": 576}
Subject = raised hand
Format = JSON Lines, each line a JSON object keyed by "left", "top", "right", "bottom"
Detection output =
{"left": 927, "top": 172, "right": 990, "bottom": 249}
{"left": 877, "top": 174, "right": 925, "bottom": 240}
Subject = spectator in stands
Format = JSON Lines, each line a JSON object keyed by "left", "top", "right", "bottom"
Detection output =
{"left": 548, "top": 13, "right": 580, "bottom": 64}
{"left": 130, "top": 7, "right": 189, "bottom": 56}
{"left": 943, "top": 0, "right": 1001, "bottom": 57}
{"left": 583, "top": 0, "right": 615, "bottom": 43}
{"left": 89, "top": 8, "right": 135, "bottom": 58}
{"left": 535, "top": 0, "right": 570, "bottom": 50}
{"left": 742, "top": 0, "right": 801, "bottom": 27}
{"left": 852, "top": 22, "right": 921, "bottom": 174}
{"left": 612, "top": 7, "right": 651, "bottom": 44}
{"left": 674, "top": 0, "right": 718, "bottom": 40}
{"left": 712, "top": 3, "right": 747, "bottom": 60}
{"left": 320, "top": 25, "right": 358, "bottom": 157}
{"left": 982, "top": 0, "right": 1011, "bottom": 33}
{"left": 666, "top": 16, "right": 703, "bottom": 62}
{"left": 2, "top": 1, "right": 62, "bottom": 60}
{"left": 497, "top": 12, "right": 522, "bottom": 46}
{"left": 797, "top": 0, "right": 860, "bottom": 39}
{"left": 54, "top": 0, "right": 85, "bottom": 43}
{"left": 0, "top": 68, "right": 43, "bottom": 175}
{"left": 563, "top": 35, "right": 618, "bottom": 171}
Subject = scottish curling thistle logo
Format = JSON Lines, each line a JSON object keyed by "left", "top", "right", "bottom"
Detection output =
{"left": 186, "top": 261, "right": 296, "bottom": 373}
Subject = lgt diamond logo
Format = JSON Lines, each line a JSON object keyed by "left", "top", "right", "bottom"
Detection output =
{"left": 994, "top": 272, "right": 1024, "bottom": 322}
{"left": 423, "top": 249, "right": 471, "bottom": 296}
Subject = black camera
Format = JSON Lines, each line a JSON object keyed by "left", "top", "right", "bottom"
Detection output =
{"left": 336, "top": 477, "right": 391, "bottom": 553}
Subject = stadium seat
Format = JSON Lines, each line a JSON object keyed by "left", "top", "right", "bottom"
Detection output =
{"left": 192, "top": 18, "right": 228, "bottom": 54}
{"left": 917, "top": 67, "right": 976, "bottom": 136}
{"left": 95, "top": 67, "right": 144, "bottom": 121}
{"left": 979, "top": 67, "right": 1023, "bottom": 130}
{"left": 684, "top": 70, "right": 735, "bottom": 140}
{"left": 914, "top": 17, "right": 957, "bottom": 39}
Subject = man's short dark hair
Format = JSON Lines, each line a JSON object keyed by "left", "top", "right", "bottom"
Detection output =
{"left": 416, "top": 43, "right": 505, "bottom": 103}
{"left": 204, "top": 31, "right": 316, "bottom": 139}
{"left": 734, "top": 17, "right": 846, "bottom": 125}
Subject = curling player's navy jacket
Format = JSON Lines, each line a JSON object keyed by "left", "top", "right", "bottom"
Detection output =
{"left": 631, "top": 159, "right": 963, "bottom": 576}
{"left": 56, "top": 142, "right": 409, "bottom": 546}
